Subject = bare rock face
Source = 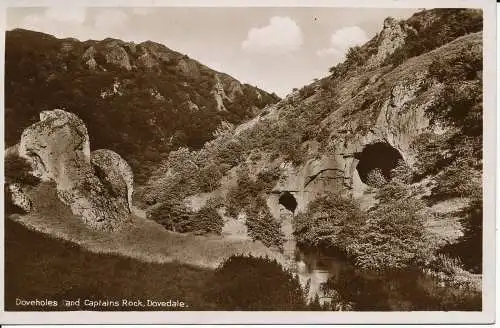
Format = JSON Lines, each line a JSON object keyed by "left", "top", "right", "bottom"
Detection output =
{"left": 18, "top": 109, "right": 132, "bottom": 231}
{"left": 266, "top": 70, "right": 433, "bottom": 217}
{"left": 367, "top": 17, "right": 408, "bottom": 68}
{"left": 82, "top": 46, "right": 98, "bottom": 70}
{"left": 104, "top": 41, "right": 132, "bottom": 70}
{"left": 8, "top": 183, "right": 32, "bottom": 213}
{"left": 177, "top": 58, "right": 201, "bottom": 78}
{"left": 212, "top": 74, "right": 231, "bottom": 112}
{"left": 91, "top": 149, "right": 134, "bottom": 213}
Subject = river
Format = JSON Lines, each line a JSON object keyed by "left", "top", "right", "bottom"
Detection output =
{"left": 291, "top": 244, "right": 481, "bottom": 311}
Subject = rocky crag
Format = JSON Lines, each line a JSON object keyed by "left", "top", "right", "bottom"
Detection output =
{"left": 15, "top": 109, "right": 133, "bottom": 231}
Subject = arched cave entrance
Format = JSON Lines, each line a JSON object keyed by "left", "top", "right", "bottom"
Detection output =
{"left": 279, "top": 191, "right": 298, "bottom": 213}
{"left": 355, "top": 142, "right": 404, "bottom": 186}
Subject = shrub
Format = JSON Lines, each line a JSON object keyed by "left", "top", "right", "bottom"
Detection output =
{"left": 191, "top": 202, "right": 224, "bottom": 235}
{"left": 245, "top": 197, "right": 285, "bottom": 249}
{"left": 148, "top": 197, "right": 224, "bottom": 235}
{"left": 204, "top": 254, "right": 306, "bottom": 310}
{"left": 147, "top": 199, "right": 194, "bottom": 233}
{"left": 440, "top": 187, "right": 482, "bottom": 273}
{"left": 298, "top": 85, "right": 316, "bottom": 99}
{"left": 198, "top": 163, "right": 223, "bottom": 193}
{"left": 293, "top": 193, "right": 364, "bottom": 249}
{"left": 428, "top": 48, "right": 482, "bottom": 83}
{"left": 366, "top": 168, "right": 387, "bottom": 188}
{"left": 429, "top": 253, "right": 464, "bottom": 276}
{"left": 345, "top": 199, "right": 430, "bottom": 271}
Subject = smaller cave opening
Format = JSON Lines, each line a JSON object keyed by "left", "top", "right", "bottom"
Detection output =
{"left": 279, "top": 191, "right": 297, "bottom": 213}
{"left": 355, "top": 142, "right": 404, "bottom": 186}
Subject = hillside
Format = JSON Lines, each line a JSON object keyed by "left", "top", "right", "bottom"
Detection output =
{"left": 140, "top": 8, "right": 483, "bottom": 275}
{"left": 5, "top": 29, "right": 280, "bottom": 183}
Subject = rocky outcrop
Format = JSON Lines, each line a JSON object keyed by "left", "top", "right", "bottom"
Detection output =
{"left": 82, "top": 46, "right": 98, "bottom": 70}
{"left": 212, "top": 74, "right": 231, "bottom": 111}
{"left": 104, "top": 41, "right": 132, "bottom": 70}
{"left": 8, "top": 183, "right": 32, "bottom": 213}
{"left": 177, "top": 58, "right": 201, "bottom": 78}
{"left": 18, "top": 109, "right": 132, "bottom": 231}
{"left": 367, "top": 17, "right": 408, "bottom": 68}
{"left": 91, "top": 149, "right": 134, "bottom": 213}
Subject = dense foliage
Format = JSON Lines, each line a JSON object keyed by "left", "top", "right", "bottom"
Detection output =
{"left": 324, "top": 265, "right": 481, "bottom": 311}
{"left": 413, "top": 45, "right": 483, "bottom": 272}
{"left": 5, "top": 29, "right": 279, "bottom": 183}
{"left": 226, "top": 168, "right": 285, "bottom": 249}
{"left": 204, "top": 254, "right": 306, "bottom": 310}
{"left": 294, "top": 163, "right": 432, "bottom": 272}
{"left": 147, "top": 197, "right": 223, "bottom": 235}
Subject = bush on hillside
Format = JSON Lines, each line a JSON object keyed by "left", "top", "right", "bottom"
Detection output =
{"left": 147, "top": 199, "right": 194, "bottom": 233}
{"left": 294, "top": 188, "right": 433, "bottom": 271}
{"left": 293, "top": 193, "right": 364, "bottom": 249}
{"left": 204, "top": 254, "right": 306, "bottom": 310}
{"left": 225, "top": 168, "right": 284, "bottom": 248}
{"left": 147, "top": 197, "right": 224, "bottom": 235}
{"left": 365, "top": 168, "right": 387, "bottom": 188}
{"left": 345, "top": 198, "right": 431, "bottom": 271}
{"left": 191, "top": 202, "right": 224, "bottom": 235}
{"left": 245, "top": 197, "right": 285, "bottom": 250}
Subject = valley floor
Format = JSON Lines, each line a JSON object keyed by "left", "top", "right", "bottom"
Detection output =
{"left": 13, "top": 182, "right": 285, "bottom": 270}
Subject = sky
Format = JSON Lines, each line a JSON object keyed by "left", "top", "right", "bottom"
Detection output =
{"left": 7, "top": 7, "right": 419, "bottom": 97}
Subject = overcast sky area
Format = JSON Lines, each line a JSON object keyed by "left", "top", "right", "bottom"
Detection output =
{"left": 7, "top": 7, "right": 419, "bottom": 97}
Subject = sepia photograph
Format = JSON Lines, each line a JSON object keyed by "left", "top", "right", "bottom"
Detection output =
{"left": 0, "top": 0, "right": 496, "bottom": 325}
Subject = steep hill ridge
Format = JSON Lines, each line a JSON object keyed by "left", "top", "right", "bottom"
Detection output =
{"left": 5, "top": 29, "right": 280, "bottom": 182}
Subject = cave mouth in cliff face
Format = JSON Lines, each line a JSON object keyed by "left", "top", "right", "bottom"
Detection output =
{"left": 279, "top": 191, "right": 297, "bottom": 213}
{"left": 355, "top": 142, "right": 404, "bottom": 186}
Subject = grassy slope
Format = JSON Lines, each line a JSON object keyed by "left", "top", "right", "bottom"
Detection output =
{"left": 4, "top": 218, "right": 215, "bottom": 311}
{"left": 12, "top": 182, "right": 285, "bottom": 269}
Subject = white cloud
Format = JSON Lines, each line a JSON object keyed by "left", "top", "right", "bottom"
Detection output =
{"left": 316, "top": 26, "right": 369, "bottom": 63}
{"left": 20, "top": 8, "right": 89, "bottom": 39}
{"left": 45, "top": 7, "right": 87, "bottom": 24}
{"left": 94, "top": 9, "right": 128, "bottom": 31}
{"left": 17, "top": 7, "right": 131, "bottom": 41}
{"left": 131, "top": 8, "right": 153, "bottom": 16}
{"left": 242, "top": 16, "right": 303, "bottom": 55}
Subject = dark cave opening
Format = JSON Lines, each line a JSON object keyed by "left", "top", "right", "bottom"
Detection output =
{"left": 279, "top": 191, "right": 298, "bottom": 213}
{"left": 355, "top": 142, "right": 404, "bottom": 185}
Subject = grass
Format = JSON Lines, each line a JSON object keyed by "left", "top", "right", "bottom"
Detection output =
{"left": 4, "top": 218, "right": 215, "bottom": 311}
{"left": 14, "top": 182, "right": 286, "bottom": 270}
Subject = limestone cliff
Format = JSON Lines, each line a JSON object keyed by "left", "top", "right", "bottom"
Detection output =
{"left": 141, "top": 9, "right": 483, "bottom": 254}
{"left": 18, "top": 109, "right": 132, "bottom": 231}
